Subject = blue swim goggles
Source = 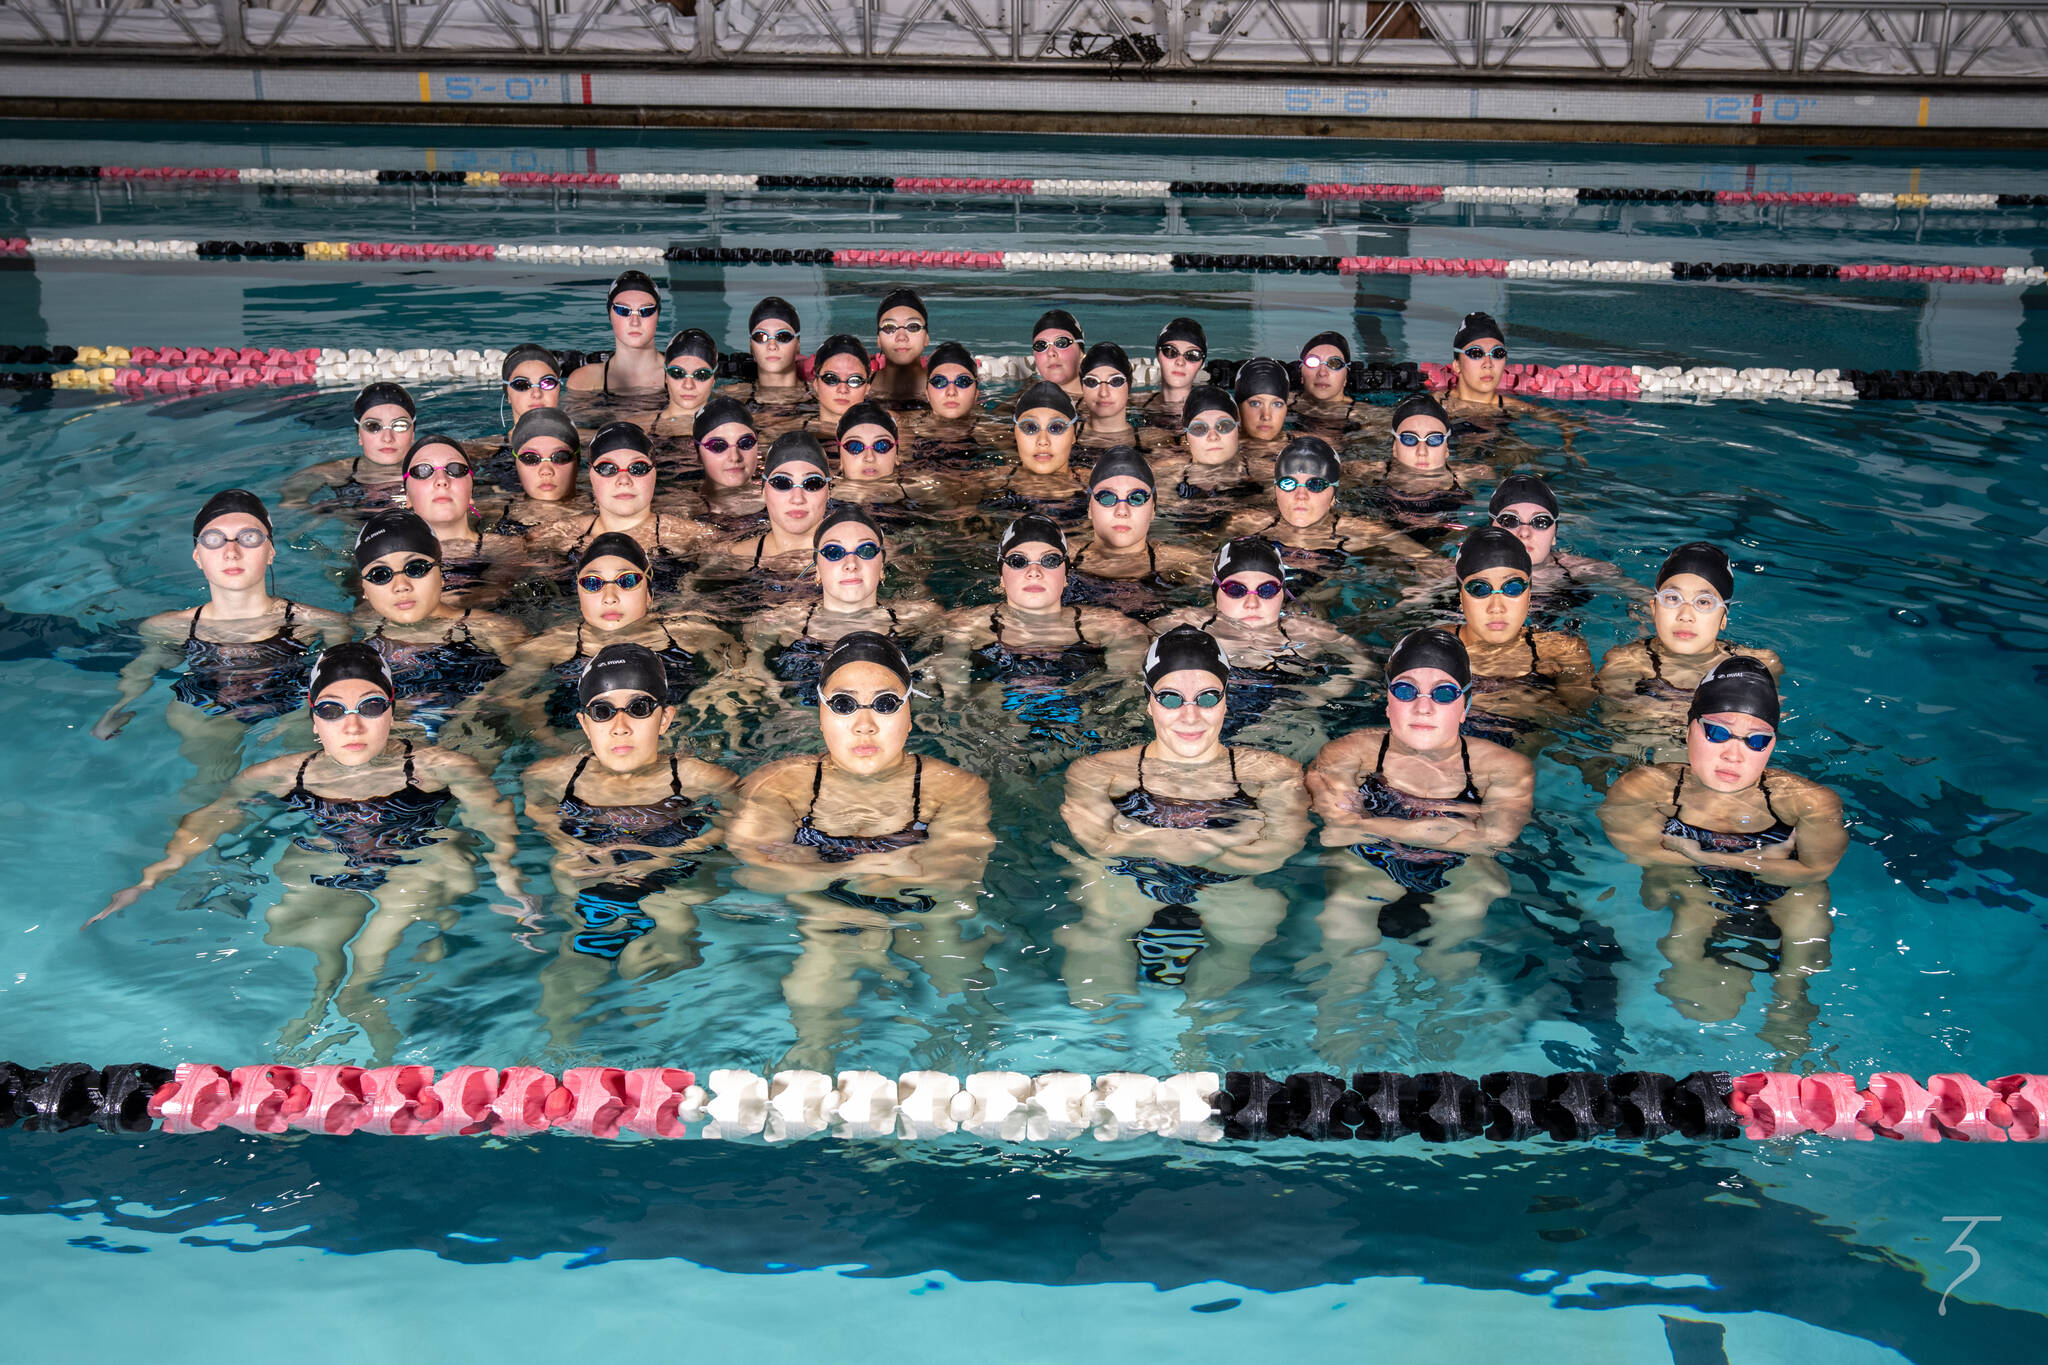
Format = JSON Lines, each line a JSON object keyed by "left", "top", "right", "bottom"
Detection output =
{"left": 1462, "top": 577, "right": 1530, "bottom": 598}
{"left": 1275, "top": 475, "right": 1337, "bottom": 493}
{"left": 1388, "top": 680, "right": 1471, "bottom": 705}
{"left": 1696, "top": 720, "right": 1774, "bottom": 752}
{"left": 817, "top": 541, "right": 882, "bottom": 562}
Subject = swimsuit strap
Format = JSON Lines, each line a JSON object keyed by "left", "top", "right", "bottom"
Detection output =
{"left": 751, "top": 534, "right": 767, "bottom": 568}
{"left": 1758, "top": 772, "right": 1784, "bottom": 825}
{"left": 1071, "top": 604, "right": 1091, "bottom": 646}
{"left": 1458, "top": 736, "right": 1474, "bottom": 787}
{"left": 988, "top": 605, "right": 1005, "bottom": 643}
{"left": 572, "top": 620, "right": 586, "bottom": 658}
{"left": 564, "top": 753, "right": 594, "bottom": 803}
{"left": 1670, "top": 765, "right": 1688, "bottom": 808}
{"left": 909, "top": 755, "right": 924, "bottom": 823}
{"left": 885, "top": 607, "right": 899, "bottom": 632}
{"left": 1070, "top": 546, "right": 1087, "bottom": 573}
{"left": 601, "top": 355, "right": 612, "bottom": 398}
{"left": 400, "top": 737, "right": 417, "bottom": 784}
{"left": 799, "top": 602, "right": 819, "bottom": 636}
{"left": 1275, "top": 616, "right": 1295, "bottom": 646}
{"left": 661, "top": 617, "right": 682, "bottom": 651}
{"left": 1372, "top": 731, "right": 1391, "bottom": 777}
{"left": 1524, "top": 626, "right": 1540, "bottom": 673}
{"left": 185, "top": 604, "right": 204, "bottom": 642}
{"left": 1134, "top": 743, "right": 1148, "bottom": 793}
{"left": 291, "top": 751, "right": 315, "bottom": 797}
{"left": 455, "top": 607, "right": 475, "bottom": 643}
{"left": 1226, "top": 746, "right": 1250, "bottom": 799}
{"left": 1146, "top": 542, "right": 1157, "bottom": 573}
{"left": 575, "top": 514, "right": 600, "bottom": 552}
{"left": 280, "top": 600, "right": 298, "bottom": 629}
{"left": 1645, "top": 641, "right": 1667, "bottom": 681}
{"left": 669, "top": 751, "right": 684, "bottom": 797}
{"left": 805, "top": 758, "right": 826, "bottom": 817}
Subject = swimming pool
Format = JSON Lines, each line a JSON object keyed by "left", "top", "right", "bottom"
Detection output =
{"left": 3, "top": 120, "right": 2046, "bottom": 1361}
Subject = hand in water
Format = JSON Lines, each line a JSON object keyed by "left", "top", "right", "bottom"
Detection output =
{"left": 92, "top": 708, "right": 133, "bottom": 741}
{"left": 84, "top": 884, "right": 147, "bottom": 928}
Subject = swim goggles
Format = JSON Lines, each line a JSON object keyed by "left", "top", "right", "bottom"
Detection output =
{"left": 1186, "top": 417, "right": 1237, "bottom": 437}
{"left": 1655, "top": 588, "right": 1725, "bottom": 614}
{"left": 666, "top": 365, "right": 715, "bottom": 382}
{"left": 517, "top": 448, "right": 577, "bottom": 466}
{"left": 1152, "top": 687, "right": 1224, "bottom": 709}
{"left": 1275, "top": 475, "right": 1336, "bottom": 493}
{"left": 1032, "top": 336, "right": 1078, "bottom": 352}
{"left": 766, "top": 473, "right": 829, "bottom": 493}
{"left": 1016, "top": 418, "right": 1071, "bottom": 437}
{"left": 312, "top": 695, "right": 394, "bottom": 721}
{"left": 1081, "top": 374, "right": 1129, "bottom": 390}
{"left": 1461, "top": 345, "right": 1508, "bottom": 360}
{"left": 356, "top": 416, "right": 412, "bottom": 434}
{"left": 816, "top": 372, "right": 869, "bottom": 390}
{"left": 1093, "top": 488, "right": 1151, "bottom": 508}
{"left": 823, "top": 691, "right": 907, "bottom": 715}
{"left": 1218, "top": 578, "right": 1283, "bottom": 600}
{"left": 1696, "top": 719, "right": 1774, "bottom": 751}
{"left": 505, "top": 375, "right": 560, "bottom": 392}
{"left": 407, "top": 459, "right": 471, "bottom": 480}
{"left": 592, "top": 459, "right": 655, "bottom": 479}
{"left": 842, "top": 438, "right": 895, "bottom": 456}
{"left": 1493, "top": 511, "right": 1555, "bottom": 531}
{"left": 583, "top": 695, "right": 662, "bottom": 721}
{"left": 577, "top": 572, "right": 645, "bottom": 593}
{"left": 1002, "top": 551, "right": 1066, "bottom": 570}
{"left": 879, "top": 321, "right": 926, "bottom": 337}
{"left": 1299, "top": 354, "right": 1344, "bottom": 370}
{"left": 817, "top": 541, "right": 881, "bottom": 562}
{"left": 1397, "top": 431, "right": 1449, "bottom": 448}
{"left": 927, "top": 372, "right": 976, "bottom": 390}
{"left": 1389, "top": 680, "right": 1471, "bottom": 704}
{"left": 611, "top": 303, "right": 659, "bottom": 318}
{"left": 751, "top": 328, "right": 796, "bottom": 344}
{"left": 1462, "top": 577, "right": 1530, "bottom": 598}
{"left": 1157, "top": 343, "right": 1204, "bottom": 363}
{"left": 698, "top": 435, "right": 757, "bottom": 455}
{"left": 363, "top": 558, "right": 437, "bottom": 585}
{"left": 196, "top": 527, "right": 269, "bottom": 550}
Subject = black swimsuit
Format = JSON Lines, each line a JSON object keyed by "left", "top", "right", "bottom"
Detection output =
{"left": 767, "top": 603, "right": 903, "bottom": 705}
{"left": 1106, "top": 746, "right": 1260, "bottom": 982}
{"left": 171, "top": 600, "right": 312, "bottom": 724}
{"left": 972, "top": 604, "right": 1107, "bottom": 686}
{"left": 1199, "top": 610, "right": 1326, "bottom": 737}
{"left": 1064, "top": 542, "right": 1172, "bottom": 617}
{"left": 1463, "top": 628, "right": 1553, "bottom": 744}
{"left": 982, "top": 468, "right": 1088, "bottom": 523}
{"left": 285, "top": 740, "right": 452, "bottom": 892}
{"left": 324, "top": 456, "right": 404, "bottom": 511}
{"left": 545, "top": 621, "right": 704, "bottom": 729}
{"left": 1368, "top": 459, "right": 1468, "bottom": 521}
{"left": 1663, "top": 768, "right": 1796, "bottom": 915}
{"left": 368, "top": 610, "right": 505, "bottom": 740}
{"left": 791, "top": 756, "right": 930, "bottom": 863}
{"left": 1172, "top": 457, "right": 1259, "bottom": 503}
{"left": 557, "top": 752, "right": 713, "bottom": 961}
{"left": 1634, "top": 642, "right": 1714, "bottom": 705}
{"left": 1347, "top": 733, "right": 1481, "bottom": 895}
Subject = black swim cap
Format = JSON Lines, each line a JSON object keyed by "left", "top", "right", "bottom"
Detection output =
{"left": 927, "top": 341, "right": 977, "bottom": 375}
{"left": 812, "top": 334, "right": 871, "bottom": 372}
{"left": 998, "top": 514, "right": 1067, "bottom": 559}
{"left": 1386, "top": 628, "right": 1471, "bottom": 687}
{"left": 1657, "top": 541, "right": 1735, "bottom": 601}
{"left": 1453, "top": 312, "right": 1504, "bottom": 350}
{"left": 1233, "top": 358, "right": 1292, "bottom": 403}
{"left": 836, "top": 401, "right": 898, "bottom": 441}
{"left": 1391, "top": 393, "right": 1451, "bottom": 430}
{"left": 877, "top": 287, "right": 928, "bottom": 322}
{"left": 1088, "top": 446, "right": 1155, "bottom": 491}
{"left": 607, "top": 270, "right": 661, "bottom": 307}
{"left": 1156, "top": 317, "right": 1206, "bottom": 351}
{"left": 403, "top": 432, "right": 466, "bottom": 464}
{"left": 749, "top": 295, "right": 799, "bottom": 331}
{"left": 1032, "top": 309, "right": 1082, "bottom": 341}
{"left": 510, "top": 407, "right": 580, "bottom": 454}
{"left": 1274, "top": 436, "right": 1341, "bottom": 484}
{"left": 814, "top": 503, "right": 887, "bottom": 553}
{"left": 309, "top": 641, "right": 395, "bottom": 701}
{"left": 1456, "top": 525, "right": 1533, "bottom": 579}
{"left": 354, "top": 509, "right": 441, "bottom": 569}
{"left": 577, "top": 531, "right": 651, "bottom": 573}
{"left": 1014, "top": 380, "right": 1077, "bottom": 421}
{"left": 578, "top": 641, "right": 670, "bottom": 708}
{"left": 1688, "top": 655, "right": 1779, "bottom": 729}
{"left": 1080, "top": 341, "right": 1132, "bottom": 380}
{"left": 1144, "top": 624, "right": 1228, "bottom": 690}
{"left": 664, "top": 328, "right": 717, "bottom": 363}
{"left": 1489, "top": 473, "right": 1557, "bottom": 517}
{"left": 1182, "top": 385, "right": 1237, "bottom": 421}
{"left": 588, "top": 421, "right": 653, "bottom": 463}
{"left": 821, "top": 630, "right": 912, "bottom": 692}
{"left": 352, "top": 381, "right": 415, "bottom": 420}
{"left": 764, "top": 430, "right": 830, "bottom": 476}
{"left": 499, "top": 344, "right": 559, "bottom": 382}
{"left": 1301, "top": 330, "right": 1352, "bottom": 363}
{"left": 691, "top": 397, "right": 753, "bottom": 442}
{"left": 192, "top": 487, "right": 272, "bottom": 539}
{"left": 1214, "top": 536, "right": 1285, "bottom": 584}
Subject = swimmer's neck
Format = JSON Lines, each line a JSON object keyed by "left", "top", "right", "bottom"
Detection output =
{"left": 1014, "top": 459, "right": 1074, "bottom": 479}
{"left": 1386, "top": 729, "right": 1463, "bottom": 764}
{"left": 1079, "top": 536, "right": 1154, "bottom": 566}
{"left": 817, "top": 593, "right": 882, "bottom": 617}
{"left": 1143, "top": 736, "right": 1226, "bottom": 768}
{"left": 355, "top": 452, "right": 406, "bottom": 472}
{"left": 587, "top": 613, "right": 663, "bottom": 639}
{"left": 595, "top": 505, "right": 655, "bottom": 534}
{"left": 660, "top": 396, "right": 706, "bottom": 420}
{"left": 1083, "top": 416, "right": 1133, "bottom": 436}
{"left": 1457, "top": 622, "right": 1527, "bottom": 653}
{"left": 998, "top": 598, "right": 1068, "bottom": 621}
{"left": 1184, "top": 446, "right": 1241, "bottom": 467}
{"left": 1651, "top": 632, "right": 1722, "bottom": 659}
{"left": 762, "top": 524, "right": 813, "bottom": 556}
{"left": 826, "top": 752, "right": 914, "bottom": 784}
{"left": 201, "top": 582, "right": 282, "bottom": 619}
{"left": 592, "top": 748, "right": 674, "bottom": 781}
{"left": 312, "top": 737, "right": 404, "bottom": 773}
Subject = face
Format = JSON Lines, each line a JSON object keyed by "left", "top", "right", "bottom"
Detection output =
{"left": 664, "top": 350, "right": 716, "bottom": 408}
{"left": 191, "top": 513, "right": 275, "bottom": 591}
{"left": 515, "top": 436, "right": 577, "bottom": 501}
{"left": 1013, "top": 405, "right": 1076, "bottom": 475}
{"left": 1273, "top": 471, "right": 1335, "bottom": 528}
{"left": 1032, "top": 328, "right": 1081, "bottom": 385}
{"left": 505, "top": 360, "right": 561, "bottom": 420}
{"left": 1215, "top": 571, "right": 1283, "bottom": 628}
{"left": 818, "top": 660, "right": 912, "bottom": 776}
{"left": 361, "top": 549, "right": 443, "bottom": 624}
{"left": 813, "top": 354, "right": 870, "bottom": 420}
{"left": 311, "top": 678, "right": 394, "bottom": 767}
{"left": 1386, "top": 667, "right": 1467, "bottom": 750}
{"left": 999, "top": 539, "right": 1066, "bottom": 611}
{"left": 925, "top": 363, "right": 979, "bottom": 420}
{"left": 696, "top": 421, "right": 759, "bottom": 488}
{"left": 763, "top": 460, "right": 828, "bottom": 535}
{"left": 1393, "top": 414, "right": 1452, "bottom": 473}
{"left": 578, "top": 688, "right": 675, "bottom": 773}
{"left": 356, "top": 403, "right": 411, "bottom": 465}
{"left": 1148, "top": 667, "right": 1228, "bottom": 759}
{"left": 609, "top": 290, "right": 660, "bottom": 350}
{"left": 1460, "top": 565, "right": 1533, "bottom": 641}
{"left": 816, "top": 521, "right": 884, "bottom": 607}
{"left": 1454, "top": 336, "right": 1505, "bottom": 394}
{"left": 1080, "top": 365, "right": 1129, "bottom": 420}
{"left": 1089, "top": 476, "right": 1152, "bottom": 549}
{"left": 837, "top": 422, "right": 898, "bottom": 480}
{"left": 1651, "top": 572, "right": 1727, "bottom": 655}
{"left": 1301, "top": 345, "right": 1348, "bottom": 400}
{"left": 1156, "top": 338, "right": 1204, "bottom": 391}
{"left": 750, "top": 317, "right": 800, "bottom": 378}
{"left": 589, "top": 447, "right": 656, "bottom": 518}
{"left": 1182, "top": 406, "right": 1240, "bottom": 463}
{"left": 403, "top": 443, "right": 473, "bottom": 522}
{"left": 576, "top": 554, "right": 651, "bottom": 631}
{"left": 1687, "top": 710, "right": 1776, "bottom": 792}
{"left": 1493, "top": 501, "right": 1557, "bottom": 565}
{"left": 877, "top": 306, "right": 927, "bottom": 366}
{"left": 1240, "top": 392, "right": 1289, "bottom": 441}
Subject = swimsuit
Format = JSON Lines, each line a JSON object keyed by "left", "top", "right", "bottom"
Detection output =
{"left": 1462, "top": 627, "right": 1553, "bottom": 744}
{"left": 1064, "top": 542, "right": 1172, "bottom": 617}
{"left": 1199, "top": 610, "right": 1326, "bottom": 738}
{"left": 556, "top": 751, "right": 712, "bottom": 961}
{"left": 791, "top": 755, "right": 930, "bottom": 863}
{"left": 1110, "top": 744, "right": 1258, "bottom": 830}
{"left": 1103, "top": 747, "right": 1258, "bottom": 980}
{"left": 1346, "top": 732, "right": 1481, "bottom": 895}
{"left": 1172, "top": 457, "right": 1259, "bottom": 502}
{"left": 284, "top": 740, "right": 452, "bottom": 892}
{"left": 170, "top": 600, "right": 312, "bottom": 724}
{"left": 544, "top": 620, "right": 704, "bottom": 729}
{"left": 1662, "top": 768, "right": 1795, "bottom": 913}
{"left": 765, "top": 603, "right": 903, "bottom": 705}
{"left": 368, "top": 610, "right": 505, "bottom": 740}
{"left": 1634, "top": 642, "right": 1719, "bottom": 705}
{"left": 1367, "top": 459, "right": 1467, "bottom": 520}
{"left": 981, "top": 468, "right": 1088, "bottom": 522}
{"left": 322, "top": 456, "right": 404, "bottom": 511}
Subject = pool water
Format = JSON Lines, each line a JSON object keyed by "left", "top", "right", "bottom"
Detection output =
{"left": 3, "top": 122, "right": 2046, "bottom": 1361}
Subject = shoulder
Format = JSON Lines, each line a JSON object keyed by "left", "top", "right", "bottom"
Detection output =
{"left": 1768, "top": 769, "right": 1842, "bottom": 821}
{"left": 1066, "top": 748, "right": 1133, "bottom": 785}
{"left": 1080, "top": 605, "right": 1145, "bottom": 634}
{"left": 679, "top": 755, "right": 742, "bottom": 794}
{"left": 242, "top": 752, "right": 309, "bottom": 789}
{"left": 1149, "top": 607, "right": 1203, "bottom": 633}
{"left": 139, "top": 608, "right": 196, "bottom": 636}
{"left": 1606, "top": 762, "right": 1677, "bottom": 804}
{"left": 1468, "top": 736, "right": 1535, "bottom": 783}
{"left": 1735, "top": 644, "right": 1785, "bottom": 675}
{"left": 295, "top": 604, "right": 352, "bottom": 626}
{"left": 522, "top": 752, "right": 580, "bottom": 788}
{"left": 1237, "top": 746, "right": 1305, "bottom": 786}
{"left": 1309, "top": 728, "right": 1379, "bottom": 772}
{"left": 1536, "top": 629, "right": 1592, "bottom": 657}
{"left": 919, "top": 756, "right": 989, "bottom": 801}
{"left": 738, "top": 755, "right": 815, "bottom": 796}
{"left": 416, "top": 745, "right": 491, "bottom": 783}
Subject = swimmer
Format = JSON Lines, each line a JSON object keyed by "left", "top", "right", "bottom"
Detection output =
{"left": 490, "top": 409, "right": 583, "bottom": 535}
{"left": 1158, "top": 385, "right": 1262, "bottom": 509}
{"left": 398, "top": 433, "right": 528, "bottom": 602}
{"left": 904, "top": 341, "right": 992, "bottom": 466}
{"left": 282, "top": 381, "right": 416, "bottom": 512}
{"left": 1293, "top": 330, "right": 1359, "bottom": 435}
{"left": 1142, "top": 316, "right": 1208, "bottom": 425}
{"left": 741, "top": 295, "right": 809, "bottom": 408}
{"left": 1361, "top": 393, "right": 1489, "bottom": 532}
{"left": 1231, "top": 358, "right": 1294, "bottom": 453}
{"left": 1075, "top": 341, "right": 1143, "bottom": 450}
{"left": 90, "top": 642, "right": 529, "bottom": 1062}
{"left": 529, "top": 421, "right": 708, "bottom": 567}
{"left": 650, "top": 328, "right": 720, "bottom": 436}
{"left": 677, "top": 396, "right": 766, "bottom": 531}
{"left": 1450, "top": 526, "right": 1595, "bottom": 746}
{"left": 1440, "top": 311, "right": 1539, "bottom": 420}
{"left": 1487, "top": 473, "right": 1619, "bottom": 590}
{"left": 1598, "top": 657, "right": 1845, "bottom": 1056}
{"left": 702, "top": 431, "right": 835, "bottom": 573}
{"left": 833, "top": 402, "right": 940, "bottom": 510}
{"left": 568, "top": 269, "right": 665, "bottom": 397}
{"left": 805, "top": 334, "right": 875, "bottom": 440}
{"left": 1057, "top": 624, "right": 1308, "bottom": 1006}
{"left": 978, "top": 380, "right": 1088, "bottom": 522}
{"left": 1223, "top": 435, "right": 1434, "bottom": 579}
{"left": 871, "top": 286, "right": 931, "bottom": 405}
{"left": 1028, "top": 308, "right": 1086, "bottom": 395}
{"left": 1063, "top": 447, "right": 1207, "bottom": 614}
{"left": 500, "top": 343, "right": 564, "bottom": 427}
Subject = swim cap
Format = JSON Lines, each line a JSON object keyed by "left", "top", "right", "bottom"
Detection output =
{"left": 812, "top": 334, "right": 871, "bottom": 372}
{"left": 353, "top": 509, "right": 441, "bottom": 569}
{"left": 510, "top": 407, "right": 580, "bottom": 454}
{"left": 1182, "top": 385, "right": 1237, "bottom": 421}
{"left": 749, "top": 295, "right": 799, "bottom": 331}
{"left": 402, "top": 433, "right": 466, "bottom": 465}
{"left": 1391, "top": 393, "right": 1451, "bottom": 429}
{"left": 1014, "top": 380, "right": 1077, "bottom": 421}
{"left": 578, "top": 641, "right": 670, "bottom": 708}
{"left": 663, "top": 328, "right": 717, "bottom": 363}
{"left": 836, "top": 401, "right": 899, "bottom": 441}
{"left": 1032, "top": 308, "right": 1083, "bottom": 341}
{"left": 1233, "top": 357, "right": 1292, "bottom": 403}
{"left": 1301, "top": 330, "right": 1352, "bottom": 363}
{"left": 1688, "top": 655, "right": 1779, "bottom": 729}
{"left": 1080, "top": 341, "right": 1133, "bottom": 380}
{"left": 691, "top": 397, "right": 753, "bottom": 442}
{"left": 1274, "top": 435, "right": 1341, "bottom": 484}
{"left": 192, "top": 487, "right": 272, "bottom": 539}
{"left": 1455, "top": 525, "right": 1533, "bottom": 579}
{"left": 588, "top": 421, "right": 653, "bottom": 463}
{"left": 763, "top": 430, "right": 830, "bottom": 476}
{"left": 814, "top": 503, "right": 886, "bottom": 552}
{"left": 927, "top": 341, "right": 977, "bottom": 375}
{"left": 577, "top": 531, "right": 651, "bottom": 573}
{"left": 309, "top": 641, "right": 395, "bottom": 701}
{"left": 1657, "top": 541, "right": 1735, "bottom": 601}
{"left": 352, "top": 381, "right": 415, "bottom": 420}
{"left": 1144, "top": 624, "right": 1228, "bottom": 690}
{"left": 607, "top": 269, "right": 661, "bottom": 307}
{"left": 821, "top": 630, "right": 912, "bottom": 692}
{"left": 998, "top": 514, "right": 1067, "bottom": 558}
{"left": 1087, "top": 446, "right": 1154, "bottom": 491}
{"left": 499, "top": 344, "right": 559, "bottom": 382}
{"left": 1453, "top": 312, "right": 1504, "bottom": 350}
{"left": 1214, "top": 536, "right": 1285, "bottom": 584}
{"left": 1489, "top": 473, "right": 1558, "bottom": 517}
{"left": 1156, "top": 317, "right": 1206, "bottom": 351}
{"left": 877, "top": 287, "right": 928, "bottom": 322}
{"left": 1386, "top": 627, "right": 1471, "bottom": 687}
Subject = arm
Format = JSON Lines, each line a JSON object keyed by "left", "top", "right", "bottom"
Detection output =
{"left": 92, "top": 623, "right": 182, "bottom": 740}
{"left": 426, "top": 750, "right": 530, "bottom": 907}
{"left": 1059, "top": 757, "right": 1232, "bottom": 863}
{"left": 1205, "top": 755, "right": 1310, "bottom": 875}
{"left": 1543, "top": 633, "right": 1598, "bottom": 709}
{"left": 86, "top": 760, "right": 288, "bottom": 925}
{"left": 1599, "top": 765, "right": 1700, "bottom": 867}
{"left": 279, "top": 458, "right": 344, "bottom": 510}
{"left": 1714, "top": 779, "right": 1847, "bottom": 886}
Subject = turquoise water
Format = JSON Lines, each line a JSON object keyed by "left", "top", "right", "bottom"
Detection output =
{"left": 3, "top": 122, "right": 2047, "bottom": 1361}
